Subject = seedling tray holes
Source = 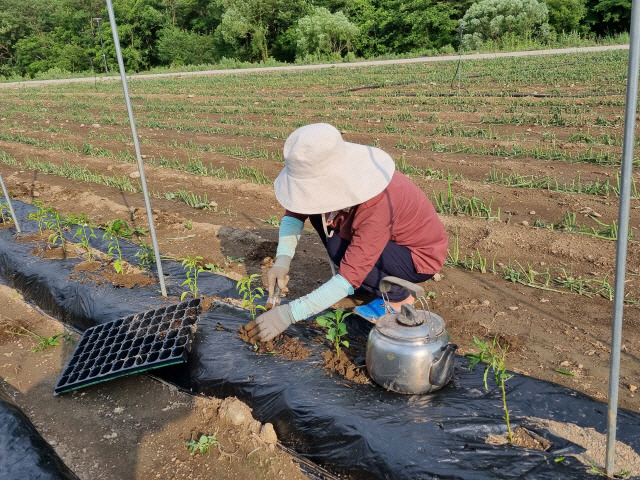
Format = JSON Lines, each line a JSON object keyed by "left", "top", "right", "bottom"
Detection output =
{"left": 54, "top": 298, "right": 202, "bottom": 395}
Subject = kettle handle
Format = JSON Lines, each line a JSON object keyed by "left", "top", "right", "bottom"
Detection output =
{"left": 379, "top": 276, "right": 425, "bottom": 299}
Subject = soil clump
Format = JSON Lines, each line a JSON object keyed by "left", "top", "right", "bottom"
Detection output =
{"left": 321, "top": 349, "right": 370, "bottom": 384}
{"left": 237, "top": 325, "right": 312, "bottom": 361}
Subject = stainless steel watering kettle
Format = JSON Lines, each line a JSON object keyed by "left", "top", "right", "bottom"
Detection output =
{"left": 365, "top": 277, "right": 457, "bottom": 394}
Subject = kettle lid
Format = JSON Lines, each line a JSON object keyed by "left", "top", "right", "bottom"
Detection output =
{"left": 376, "top": 304, "right": 445, "bottom": 341}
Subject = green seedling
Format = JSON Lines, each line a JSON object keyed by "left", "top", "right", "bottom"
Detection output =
{"left": 164, "top": 189, "right": 210, "bottom": 209}
{"left": 222, "top": 206, "right": 237, "bottom": 217}
{"left": 555, "top": 369, "right": 575, "bottom": 376}
{"left": 316, "top": 308, "right": 350, "bottom": 357}
{"left": 7, "top": 327, "right": 74, "bottom": 353}
{"left": 184, "top": 220, "right": 193, "bottom": 230}
{"left": 226, "top": 255, "right": 245, "bottom": 264}
{"left": 204, "top": 263, "right": 224, "bottom": 273}
{"left": 103, "top": 226, "right": 124, "bottom": 274}
{"left": 588, "top": 461, "right": 631, "bottom": 478}
{"left": 62, "top": 213, "right": 89, "bottom": 228}
{"left": 0, "top": 200, "right": 11, "bottom": 223}
{"left": 102, "top": 219, "right": 147, "bottom": 239}
{"left": 134, "top": 242, "right": 155, "bottom": 270}
{"left": 44, "top": 210, "right": 66, "bottom": 252}
{"left": 236, "top": 274, "right": 266, "bottom": 320}
{"left": 466, "top": 336, "right": 514, "bottom": 443}
{"left": 181, "top": 255, "right": 204, "bottom": 300}
{"left": 27, "top": 201, "right": 47, "bottom": 234}
{"left": 185, "top": 434, "right": 218, "bottom": 454}
{"left": 257, "top": 215, "right": 280, "bottom": 227}
{"left": 73, "top": 224, "right": 96, "bottom": 260}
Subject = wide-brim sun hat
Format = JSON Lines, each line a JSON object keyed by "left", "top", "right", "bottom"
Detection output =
{"left": 274, "top": 123, "right": 396, "bottom": 214}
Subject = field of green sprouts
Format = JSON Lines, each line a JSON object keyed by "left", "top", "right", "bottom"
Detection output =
{"left": 1, "top": 48, "right": 639, "bottom": 410}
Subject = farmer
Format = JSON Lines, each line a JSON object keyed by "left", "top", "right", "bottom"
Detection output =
{"left": 245, "top": 123, "right": 447, "bottom": 342}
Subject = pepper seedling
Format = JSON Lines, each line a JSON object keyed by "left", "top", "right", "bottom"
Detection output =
{"left": 73, "top": 224, "right": 96, "bottom": 260}
{"left": 466, "top": 336, "right": 514, "bottom": 443}
{"left": 103, "top": 226, "right": 124, "bottom": 274}
{"left": 181, "top": 255, "right": 204, "bottom": 300}
{"left": 316, "top": 308, "right": 350, "bottom": 357}
{"left": 236, "top": 274, "right": 266, "bottom": 320}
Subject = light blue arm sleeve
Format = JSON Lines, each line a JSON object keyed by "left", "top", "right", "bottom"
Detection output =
{"left": 276, "top": 216, "right": 304, "bottom": 258}
{"left": 289, "top": 274, "right": 354, "bottom": 322}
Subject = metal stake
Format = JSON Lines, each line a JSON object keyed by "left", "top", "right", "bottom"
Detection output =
{"left": 0, "top": 172, "right": 21, "bottom": 233}
{"left": 458, "top": 27, "right": 463, "bottom": 94}
{"left": 605, "top": 0, "right": 640, "bottom": 474}
{"left": 94, "top": 17, "right": 109, "bottom": 75}
{"left": 104, "top": 0, "right": 166, "bottom": 297}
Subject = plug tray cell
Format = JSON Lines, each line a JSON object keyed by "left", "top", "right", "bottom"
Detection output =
{"left": 54, "top": 298, "right": 201, "bottom": 395}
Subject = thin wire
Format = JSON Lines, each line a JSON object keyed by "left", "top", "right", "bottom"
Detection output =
{"left": 450, "top": 26, "right": 464, "bottom": 92}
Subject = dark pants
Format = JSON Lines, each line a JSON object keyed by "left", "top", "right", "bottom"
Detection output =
{"left": 309, "top": 215, "right": 433, "bottom": 301}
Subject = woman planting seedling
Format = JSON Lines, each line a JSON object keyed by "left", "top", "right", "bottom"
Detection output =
{"left": 245, "top": 123, "right": 447, "bottom": 342}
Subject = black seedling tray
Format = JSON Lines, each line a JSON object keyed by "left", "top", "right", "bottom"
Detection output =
{"left": 54, "top": 298, "right": 201, "bottom": 395}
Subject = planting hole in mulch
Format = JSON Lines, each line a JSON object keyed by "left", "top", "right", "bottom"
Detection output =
{"left": 73, "top": 260, "right": 102, "bottom": 272}
{"left": 237, "top": 324, "right": 312, "bottom": 361}
{"left": 321, "top": 348, "right": 370, "bottom": 384}
{"left": 32, "top": 245, "right": 77, "bottom": 259}
{"left": 486, "top": 426, "right": 552, "bottom": 451}
{"left": 70, "top": 259, "right": 156, "bottom": 288}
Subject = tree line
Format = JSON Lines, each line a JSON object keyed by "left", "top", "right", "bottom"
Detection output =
{"left": 0, "top": 0, "right": 631, "bottom": 79}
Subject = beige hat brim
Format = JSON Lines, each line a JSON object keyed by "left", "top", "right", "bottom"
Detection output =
{"left": 274, "top": 142, "right": 395, "bottom": 214}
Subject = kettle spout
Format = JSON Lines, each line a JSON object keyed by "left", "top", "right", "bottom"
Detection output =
{"left": 429, "top": 343, "right": 458, "bottom": 387}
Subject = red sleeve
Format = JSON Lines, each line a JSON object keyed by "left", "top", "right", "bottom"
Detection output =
{"left": 284, "top": 210, "right": 309, "bottom": 223}
{"left": 338, "top": 194, "right": 392, "bottom": 288}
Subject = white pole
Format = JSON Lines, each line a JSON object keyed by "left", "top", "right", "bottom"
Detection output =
{"left": 104, "top": 0, "right": 167, "bottom": 297}
{"left": 605, "top": 0, "right": 640, "bottom": 474}
{"left": 0, "top": 172, "right": 21, "bottom": 233}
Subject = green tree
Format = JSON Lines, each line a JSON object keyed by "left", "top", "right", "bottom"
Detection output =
{"left": 156, "top": 26, "right": 217, "bottom": 65}
{"left": 544, "top": 0, "right": 587, "bottom": 33}
{"left": 376, "top": 0, "right": 458, "bottom": 53}
{"left": 0, "top": 0, "right": 56, "bottom": 75}
{"left": 585, "top": 0, "right": 631, "bottom": 35}
{"left": 459, "top": 0, "right": 551, "bottom": 50}
{"left": 216, "top": 0, "right": 306, "bottom": 62}
{"left": 112, "top": 0, "right": 166, "bottom": 70}
{"left": 295, "top": 7, "right": 359, "bottom": 60}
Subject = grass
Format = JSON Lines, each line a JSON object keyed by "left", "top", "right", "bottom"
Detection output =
{"left": 534, "top": 213, "right": 634, "bottom": 241}
{"left": 445, "top": 231, "right": 629, "bottom": 302}
{"left": 7, "top": 327, "right": 74, "bottom": 353}
{"left": 433, "top": 178, "right": 500, "bottom": 221}
{"left": 488, "top": 168, "right": 639, "bottom": 199}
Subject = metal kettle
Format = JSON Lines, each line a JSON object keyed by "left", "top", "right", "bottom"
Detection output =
{"left": 365, "top": 277, "right": 457, "bottom": 394}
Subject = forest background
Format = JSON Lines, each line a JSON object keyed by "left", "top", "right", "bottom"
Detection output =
{"left": 0, "top": 0, "right": 633, "bottom": 80}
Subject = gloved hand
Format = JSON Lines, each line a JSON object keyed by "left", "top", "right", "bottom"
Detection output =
{"left": 245, "top": 304, "right": 295, "bottom": 343}
{"left": 267, "top": 255, "right": 291, "bottom": 298}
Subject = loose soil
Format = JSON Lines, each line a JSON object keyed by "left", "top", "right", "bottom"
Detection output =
{"left": 0, "top": 284, "right": 308, "bottom": 480}
{"left": 237, "top": 325, "right": 311, "bottom": 361}
{"left": 321, "top": 349, "right": 369, "bottom": 385}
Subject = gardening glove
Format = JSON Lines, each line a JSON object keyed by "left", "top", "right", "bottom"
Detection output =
{"left": 245, "top": 304, "right": 296, "bottom": 343}
{"left": 267, "top": 255, "right": 291, "bottom": 298}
